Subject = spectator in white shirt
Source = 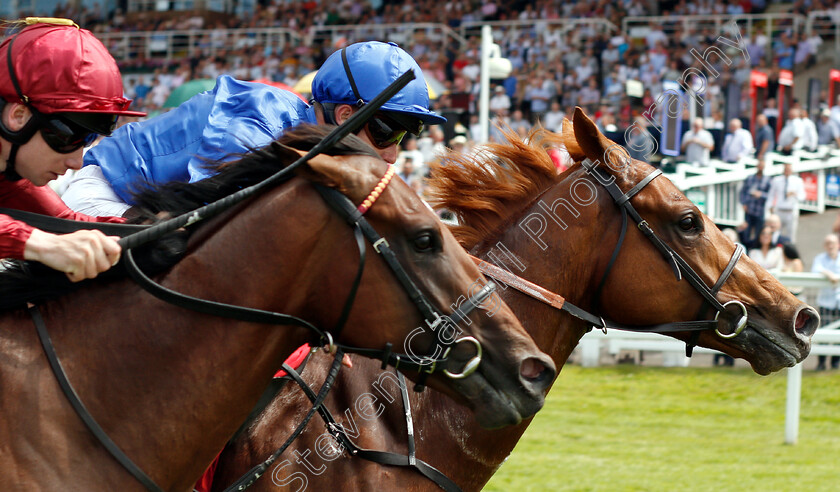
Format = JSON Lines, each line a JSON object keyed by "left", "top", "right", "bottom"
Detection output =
{"left": 488, "top": 85, "right": 511, "bottom": 114}
{"left": 748, "top": 226, "right": 784, "bottom": 271}
{"left": 777, "top": 108, "right": 805, "bottom": 154}
{"left": 681, "top": 117, "right": 715, "bottom": 167}
{"left": 818, "top": 108, "right": 840, "bottom": 147}
{"left": 811, "top": 233, "right": 840, "bottom": 370}
{"left": 721, "top": 118, "right": 754, "bottom": 162}
{"left": 831, "top": 94, "right": 840, "bottom": 130}
{"left": 768, "top": 162, "right": 806, "bottom": 240}
{"left": 541, "top": 100, "right": 564, "bottom": 133}
{"left": 799, "top": 109, "right": 819, "bottom": 151}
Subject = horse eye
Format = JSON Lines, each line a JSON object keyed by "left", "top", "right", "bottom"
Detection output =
{"left": 413, "top": 232, "right": 434, "bottom": 252}
{"left": 679, "top": 216, "right": 696, "bottom": 231}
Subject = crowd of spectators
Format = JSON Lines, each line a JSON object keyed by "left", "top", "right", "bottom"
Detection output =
{"left": 18, "top": 0, "right": 840, "bottom": 195}
{"left": 10, "top": 0, "right": 840, "bottom": 370}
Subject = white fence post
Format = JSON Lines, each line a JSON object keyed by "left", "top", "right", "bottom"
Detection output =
{"left": 785, "top": 363, "right": 802, "bottom": 445}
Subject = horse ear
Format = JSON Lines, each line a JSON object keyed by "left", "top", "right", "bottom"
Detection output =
{"left": 572, "top": 107, "right": 613, "bottom": 158}
{"left": 269, "top": 141, "right": 376, "bottom": 197}
{"left": 572, "top": 106, "right": 631, "bottom": 176}
{"left": 560, "top": 118, "right": 585, "bottom": 161}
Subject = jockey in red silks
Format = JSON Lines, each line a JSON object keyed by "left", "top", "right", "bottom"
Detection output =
{"left": 0, "top": 18, "right": 145, "bottom": 281}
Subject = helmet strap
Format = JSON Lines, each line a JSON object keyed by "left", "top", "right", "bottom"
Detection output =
{"left": 0, "top": 100, "right": 40, "bottom": 181}
{"left": 4, "top": 143, "right": 23, "bottom": 182}
{"left": 340, "top": 47, "right": 365, "bottom": 106}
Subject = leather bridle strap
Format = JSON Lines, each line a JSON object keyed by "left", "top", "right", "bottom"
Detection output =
{"left": 470, "top": 256, "right": 566, "bottom": 311}
{"left": 221, "top": 349, "right": 346, "bottom": 492}
{"left": 279, "top": 365, "right": 463, "bottom": 492}
{"left": 581, "top": 159, "right": 747, "bottom": 335}
{"left": 30, "top": 305, "right": 166, "bottom": 492}
{"left": 584, "top": 160, "right": 733, "bottom": 313}
{"left": 315, "top": 184, "right": 494, "bottom": 390}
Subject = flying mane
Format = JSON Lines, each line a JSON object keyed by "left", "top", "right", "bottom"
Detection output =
{"left": 427, "top": 123, "right": 584, "bottom": 248}
{"left": 0, "top": 125, "right": 378, "bottom": 310}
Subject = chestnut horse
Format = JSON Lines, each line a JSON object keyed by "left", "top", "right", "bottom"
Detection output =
{"left": 210, "top": 110, "right": 818, "bottom": 492}
{"left": 0, "top": 126, "right": 555, "bottom": 491}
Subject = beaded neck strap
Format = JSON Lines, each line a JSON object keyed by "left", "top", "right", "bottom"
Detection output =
{"left": 357, "top": 163, "right": 396, "bottom": 214}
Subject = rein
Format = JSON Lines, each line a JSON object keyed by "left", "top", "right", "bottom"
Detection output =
{"left": 24, "top": 71, "right": 494, "bottom": 491}
{"left": 29, "top": 160, "right": 494, "bottom": 492}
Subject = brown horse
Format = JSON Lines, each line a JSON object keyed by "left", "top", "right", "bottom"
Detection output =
{"left": 210, "top": 109, "right": 818, "bottom": 492}
{"left": 0, "top": 126, "right": 555, "bottom": 491}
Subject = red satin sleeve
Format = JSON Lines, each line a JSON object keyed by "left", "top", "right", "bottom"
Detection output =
{"left": 0, "top": 176, "right": 125, "bottom": 259}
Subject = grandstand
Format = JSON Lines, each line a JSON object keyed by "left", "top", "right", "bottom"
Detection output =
{"left": 3, "top": 0, "right": 840, "bottom": 223}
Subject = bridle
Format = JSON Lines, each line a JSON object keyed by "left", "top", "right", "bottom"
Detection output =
{"left": 478, "top": 158, "right": 749, "bottom": 351}
{"left": 211, "top": 153, "right": 753, "bottom": 492}
{"left": 27, "top": 161, "right": 494, "bottom": 492}
{"left": 257, "top": 156, "right": 755, "bottom": 492}
{"left": 14, "top": 70, "right": 501, "bottom": 492}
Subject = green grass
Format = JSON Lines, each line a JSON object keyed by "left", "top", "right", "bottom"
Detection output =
{"left": 484, "top": 365, "right": 840, "bottom": 492}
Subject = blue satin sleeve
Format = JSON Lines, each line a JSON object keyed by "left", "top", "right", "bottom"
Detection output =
{"left": 85, "top": 75, "right": 316, "bottom": 204}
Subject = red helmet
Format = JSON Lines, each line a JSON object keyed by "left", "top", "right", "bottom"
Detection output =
{"left": 0, "top": 19, "right": 145, "bottom": 119}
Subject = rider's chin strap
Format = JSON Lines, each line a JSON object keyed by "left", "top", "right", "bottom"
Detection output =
{"left": 4, "top": 143, "right": 23, "bottom": 181}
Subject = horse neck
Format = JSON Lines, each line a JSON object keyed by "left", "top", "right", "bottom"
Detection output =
{"left": 473, "top": 165, "right": 612, "bottom": 364}
{"left": 32, "top": 183, "right": 334, "bottom": 490}
{"left": 408, "top": 167, "right": 620, "bottom": 490}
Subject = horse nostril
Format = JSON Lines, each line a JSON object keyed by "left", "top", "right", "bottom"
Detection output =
{"left": 520, "top": 356, "right": 555, "bottom": 388}
{"left": 794, "top": 307, "right": 819, "bottom": 338}
{"left": 520, "top": 358, "right": 544, "bottom": 380}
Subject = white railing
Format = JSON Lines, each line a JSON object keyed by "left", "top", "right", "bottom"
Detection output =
{"left": 806, "top": 10, "right": 840, "bottom": 63}
{"left": 96, "top": 27, "right": 302, "bottom": 62}
{"left": 94, "top": 24, "right": 462, "bottom": 62}
{"left": 308, "top": 23, "right": 467, "bottom": 48}
{"left": 126, "top": 0, "right": 244, "bottom": 12}
{"left": 459, "top": 18, "right": 618, "bottom": 39}
{"left": 622, "top": 13, "right": 808, "bottom": 42}
{"left": 666, "top": 147, "right": 840, "bottom": 226}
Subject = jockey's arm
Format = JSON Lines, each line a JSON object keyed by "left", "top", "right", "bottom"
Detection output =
{"left": 0, "top": 177, "right": 124, "bottom": 281}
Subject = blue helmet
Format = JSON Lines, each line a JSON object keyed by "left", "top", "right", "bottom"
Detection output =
{"left": 312, "top": 41, "right": 446, "bottom": 127}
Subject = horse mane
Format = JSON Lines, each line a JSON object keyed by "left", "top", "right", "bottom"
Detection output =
{"left": 426, "top": 125, "right": 583, "bottom": 248}
{"left": 0, "top": 124, "right": 378, "bottom": 310}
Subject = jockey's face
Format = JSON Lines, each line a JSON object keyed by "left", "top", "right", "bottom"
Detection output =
{"left": 0, "top": 103, "right": 84, "bottom": 186}
{"left": 321, "top": 103, "right": 407, "bottom": 164}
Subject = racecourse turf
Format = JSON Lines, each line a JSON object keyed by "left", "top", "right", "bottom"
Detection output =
{"left": 484, "top": 365, "right": 840, "bottom": 491}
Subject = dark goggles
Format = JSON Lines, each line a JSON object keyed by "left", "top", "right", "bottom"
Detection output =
{"left": 321, "top": 102, "right": 424, "bottom": 149}
{"left": 364, "top": 113, "right": 408, "bottom": 149}
{"left": 35, "top": 112, "right": 116, "bottom": 154}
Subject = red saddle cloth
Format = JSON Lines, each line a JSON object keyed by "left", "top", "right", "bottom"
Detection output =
{"left": 194, "top": 343, "right": 311, "bottom": 492}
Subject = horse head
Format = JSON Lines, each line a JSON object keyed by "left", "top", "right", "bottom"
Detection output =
{"left": 568, "top": 107, "right": 818, "bottom": 374}
{"left": 259, "top": 126, "right": 556, "bottom": 428}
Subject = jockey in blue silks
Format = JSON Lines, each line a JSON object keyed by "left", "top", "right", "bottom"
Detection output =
{"left": 62, "top": 41, "right": 445, "bottom": 217}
